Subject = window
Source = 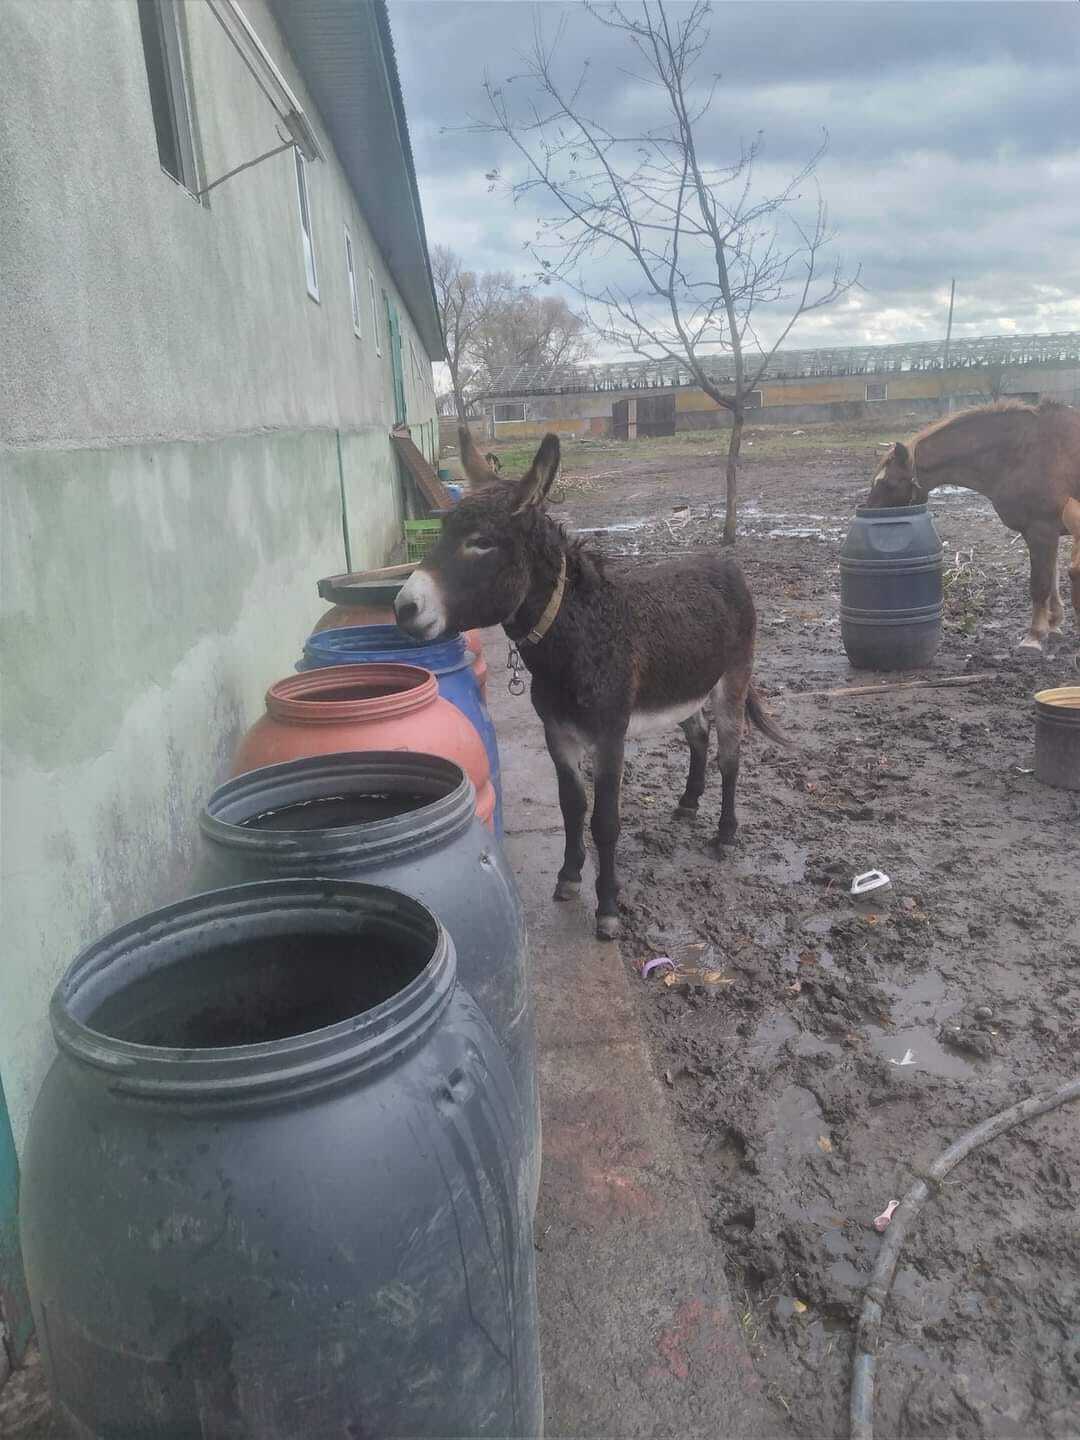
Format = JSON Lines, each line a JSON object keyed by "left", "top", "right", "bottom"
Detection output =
{"left": 294, "top": 150, "right": 319, "bottom": 300}
{"left": 344, "top": 228, "right": 361, "bottom": 337}
{"left": 866, "top": 381, "right": 888, "bottom": 402}
{"left": 494, "top": 401, "right": 526, "bottom": 424}
{"left": 745, "top": 389, "right": 763, "bottom": 410}
{"left": 368, "top": 267, "right": 381, "bottom": 354}
{"left": 137, "top": 0, "right": 199, "bottom": 193}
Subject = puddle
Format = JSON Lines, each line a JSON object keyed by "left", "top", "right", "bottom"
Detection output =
{"left": 865, "top": 1022, "right": 977, "bottom": 1078}
{"left": 764, "top": 1084, "right": 830, "bottom": 1165}
{"left": 575, "top": 518, "right": 649, "bottom": 535}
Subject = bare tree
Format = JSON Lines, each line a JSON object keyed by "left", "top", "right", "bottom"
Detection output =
{"left": 471, "top": 0, "right": 859, "bottom": 542}
{"left": 431, "top": 244, "right": 480, "bottom": 419}
{"left": 431, "top": 245, "right": 591, "bottom": 414}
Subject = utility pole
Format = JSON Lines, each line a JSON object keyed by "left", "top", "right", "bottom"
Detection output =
{"left": 941, "top": 278, "right": 956, "bottom": 413}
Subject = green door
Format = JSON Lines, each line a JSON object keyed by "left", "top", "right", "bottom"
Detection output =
{"left": 0, "top": 1075, "right": 32, "bottom": 1361}
{"left": 384, "top": 292, "right": 406, "bottom": 428}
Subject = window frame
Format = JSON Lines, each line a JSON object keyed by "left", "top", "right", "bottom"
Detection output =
{"left": 344, "top": 227, "right": 362, "bottom": 338}
{"left": 745, "top": 389, "right": 764, "bottom": 411}
{"left": 137, "top": 0, "right": 200, "bottom": 195}
{"left": 368, "top": 267, "right": 382, "bottom": 355}
{"left": 494, "top": 401, "right": 527, "bottom": 424}
{"left": 294, "top": 149, "right": 319, "bottom": 302}
{"left": 865, "top": 381, "right": 888, "bottom": 402}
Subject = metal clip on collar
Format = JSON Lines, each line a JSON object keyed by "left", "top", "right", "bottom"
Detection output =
{"left": 506, "top": 643, "right": 526, "bottom": 696}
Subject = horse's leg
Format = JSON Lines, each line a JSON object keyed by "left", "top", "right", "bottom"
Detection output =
{"left": 675, "top": 710, "right": 709, "bottom": 818}
{"left": 711, "top": 667, "right": 750, "bottom": 845}
{"left": 1019, "top": 525, "right": 1059, "bottom": 649}
{"left": 544, "top": 721, "right": 587, "bottom": 901}
{"left": 591, "top": 731, "right": 625, "bottom": 941}
{"left": 1062, "top": 498, "right": 1080, "bottom": 623}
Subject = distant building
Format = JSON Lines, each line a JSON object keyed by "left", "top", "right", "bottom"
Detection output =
{"left": 0, "top": 0, "right": 442, "bottom": 1349}
{"left": 473, "top": 332, "right": 1080, "bottom": 440}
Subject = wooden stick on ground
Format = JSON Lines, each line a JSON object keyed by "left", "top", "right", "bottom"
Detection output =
{"left": 796, "top": 672, "right": 996, "bottom": 700}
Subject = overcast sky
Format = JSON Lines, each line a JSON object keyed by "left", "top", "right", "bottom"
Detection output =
{"left": 393, "top": 1, "right": 1080, "bottom": 356}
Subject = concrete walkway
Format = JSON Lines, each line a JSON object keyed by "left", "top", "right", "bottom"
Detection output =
{"left": 487, "top": 634, "right": 776, "bottom": 1440}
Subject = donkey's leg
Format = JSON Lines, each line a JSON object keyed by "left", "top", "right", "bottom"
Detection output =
{"left": 1048, "top": 548, "right": 1065, "bottom": 633}
{"left": 591, "top": 731, "right": 626, "bottom": 941}
{"left": 711, "top": 669, "right": 750, "bottom": 846}
{"left": 1062, "top": 498, "right": 1080, "bottom": 624}
{"left": 1019, "top": 526, "right": 1060, "bottom": 649}
{"left": 544, "top": 721, "right": 588, "bottom": 901}
{"left": 675, "top": 710, "right": 710, "bottom": 818}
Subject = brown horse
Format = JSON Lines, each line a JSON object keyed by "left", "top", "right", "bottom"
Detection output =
{"left": 395, "top": 428, "right": 784, "bottom": 940}
{"left": 866, "top": 400, "right": 1080, "bottom": 649}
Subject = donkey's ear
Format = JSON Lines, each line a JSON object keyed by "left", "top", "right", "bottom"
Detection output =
{"left": 893, "top": 441, "right": 910, "bottom": 465}
{"left": 458, "top": 425, "right": 503, "bottom": 493}
{"left": 511, "top": 434, "right": 561, "bottom": 514}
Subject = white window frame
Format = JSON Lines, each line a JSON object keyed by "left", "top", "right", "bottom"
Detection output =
{"left": 368, "top": 266, "right": 382, "bottom": 354}
{"left": 344, "top": 227, "right": 361, "bottom": 338}
{"left": 866, "top": 381, "right": 888, "bottom": 402}
{"left": 494, "top": 401, "right": 526, "bottom": 424}
{"left": 137, "top": 0, "right": 200, "bottom": 195}
{"left": 745, "top": 389, "right": 763, "bottom": 411}
{"left": 294, "top": 149, "right": 319, "bottom": 302}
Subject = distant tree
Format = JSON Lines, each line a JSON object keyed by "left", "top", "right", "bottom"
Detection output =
{"left": 470, "top": 0, "right": 858, "bottom": 542}
{"left": 431, "top": 245, "right": 591, "bottom": 413}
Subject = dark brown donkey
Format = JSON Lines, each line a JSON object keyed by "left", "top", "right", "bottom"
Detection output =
{"left": 396, "top": 428, "right": 784, "bottom": 940}
{"left": 866, "top": 400, "right": 1080, "bottom": 649}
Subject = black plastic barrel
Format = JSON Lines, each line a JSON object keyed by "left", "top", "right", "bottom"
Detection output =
{"left": 840, "top": 503, "right": 944, "bottom": 669}
{"left": 20, "top": 880, "right": 542, "bottom": 1439}
{"left": 1034, "top": 686, "right": 1080, "bottom": 790}
{"left": 193, "top": 751, "right": 540, "bottom": 1211}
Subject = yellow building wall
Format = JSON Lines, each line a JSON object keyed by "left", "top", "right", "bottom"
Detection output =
{"left": 493, "top": 418, "right": 588, "bottom": 438}
{"left": 675, "top": 373, "right": 973, "bottom": 409}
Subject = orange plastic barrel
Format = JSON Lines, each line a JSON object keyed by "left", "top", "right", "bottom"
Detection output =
{"left": 231, "top": 664, "right": 496, "bottom": 829}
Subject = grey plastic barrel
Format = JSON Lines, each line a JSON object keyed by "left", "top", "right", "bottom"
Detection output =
{"left": 193, "top": 751, "right": 540, "bottom": 1211}
{"left": 1033, "top": 686, "right": 1080, "bottom": 790}
{"left": 20, "top": 880, "right": 543, "bottom": 1439}
{"left": 840, "top": 503, "right": 944, "bottom": 670}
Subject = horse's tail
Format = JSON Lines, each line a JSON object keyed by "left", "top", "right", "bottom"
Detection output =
{"left": 746, "top": 683, "right": 788, "bottom": 746}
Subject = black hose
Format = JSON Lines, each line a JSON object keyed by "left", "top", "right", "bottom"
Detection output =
{"left": 850, "top": 1075, "right": 1080, "bottom": 1440}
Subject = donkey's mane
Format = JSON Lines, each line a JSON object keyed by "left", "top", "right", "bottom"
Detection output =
{"left": 910, "top": 398, "right": 1040, "bottom": 450}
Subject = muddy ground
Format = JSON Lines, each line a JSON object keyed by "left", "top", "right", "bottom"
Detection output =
{"left": 535, "top": 423, "right": 1079, "bottom": 1439}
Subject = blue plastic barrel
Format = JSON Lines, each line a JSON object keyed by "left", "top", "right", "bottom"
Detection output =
{"left": 300, "top": 625, "right": 504, "bottom": 835}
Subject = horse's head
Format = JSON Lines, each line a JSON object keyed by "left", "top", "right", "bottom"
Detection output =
{"left": 866, "top": 441, "right": 917, "bottom": 507}
{"left": 395, "top": 428, "right": 562, "bottom": 642}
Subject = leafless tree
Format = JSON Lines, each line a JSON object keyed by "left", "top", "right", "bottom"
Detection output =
{"left": 470, "top": 0, "right": 859, "bottom": 542}
{"left": 431, "top": 245, "right": 591, "bottom": 415}
{"left": 431, "top": 244, "right": 481, "bottom": 420}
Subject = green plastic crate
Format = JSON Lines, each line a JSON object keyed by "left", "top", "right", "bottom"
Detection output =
{"left": 405, "top": 518, "right": 443, "bottom": 562}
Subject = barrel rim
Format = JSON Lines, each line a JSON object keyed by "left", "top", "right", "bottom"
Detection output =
{"left": 200, "top": 752, "right": 476, "bottom": 866}
{"left": 303, "top": 626, "right": 474, "bottom": 677}
{"left": 50, "top": 880, "right": 454, "bottom": 1102}
{"left": 853, "top": 502, "right": 931, "bottom": 518}
{"left": 1033, "top": 685, "right": 1080, "bottom": 711}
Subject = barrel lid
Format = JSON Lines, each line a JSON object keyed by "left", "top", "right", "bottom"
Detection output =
{"left": 1034, "top": 685, "right": 1080, "bottom": 709}
{"left": 317, "top": 564, "right": 416, "bottom": 605}
{"left": 853, "top": 502, "right": 929, "bottom": 518}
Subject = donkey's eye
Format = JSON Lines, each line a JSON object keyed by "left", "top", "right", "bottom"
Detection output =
{"left": 462, "top": 534, "right": 497, "bottom": 555}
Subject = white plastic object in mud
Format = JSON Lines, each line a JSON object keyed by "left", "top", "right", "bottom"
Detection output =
{"left": 850, "top": 870, "right": 891, "bottom": 899}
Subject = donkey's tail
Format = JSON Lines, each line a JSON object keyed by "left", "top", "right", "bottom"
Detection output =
{"left": 746, "top": 683, "right": 788, "bottom": 746}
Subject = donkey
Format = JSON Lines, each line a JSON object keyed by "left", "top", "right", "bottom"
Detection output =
{"left": 866, "top": 400, "right": 1080, "bottom": 649}
{"left": 396, "top": 427, "right": 785, "bottom": 940}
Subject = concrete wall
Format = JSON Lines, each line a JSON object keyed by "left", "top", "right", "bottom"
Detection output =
{"left": 0, "top": 0, "right": 438, "bottom": 1159}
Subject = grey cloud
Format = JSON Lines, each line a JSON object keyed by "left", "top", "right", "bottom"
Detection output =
{"left": 394, "top": 2, "right": 1080, "bottom": 345}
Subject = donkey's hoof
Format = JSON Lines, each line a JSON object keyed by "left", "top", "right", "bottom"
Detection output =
{"left": 596, "top": 913, "right": 621, "bottom": 941}
{"left": 1018, "top": 635, "right": 1044, "bottom": 651}
{"left": 674, "top": 803, "right": 698, "bottom": 822}
{"left": 553, "top": 878, "right": 581, "bottom": 901}
{"left": 714, "top": 825, "right": 739, "bottom": 848}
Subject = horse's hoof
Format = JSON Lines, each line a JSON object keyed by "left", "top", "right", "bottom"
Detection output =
{"left": 1018, "top": 636, "right": 1044, "bottom": 651}
{"left": 674, "top": 804, "right": 698, "bottom": 822}
{"left": 596, "top": 914, "right": 621, "bottom": 941}
{"left": 553, "top": 879, "right": 581, "bottom": 901}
